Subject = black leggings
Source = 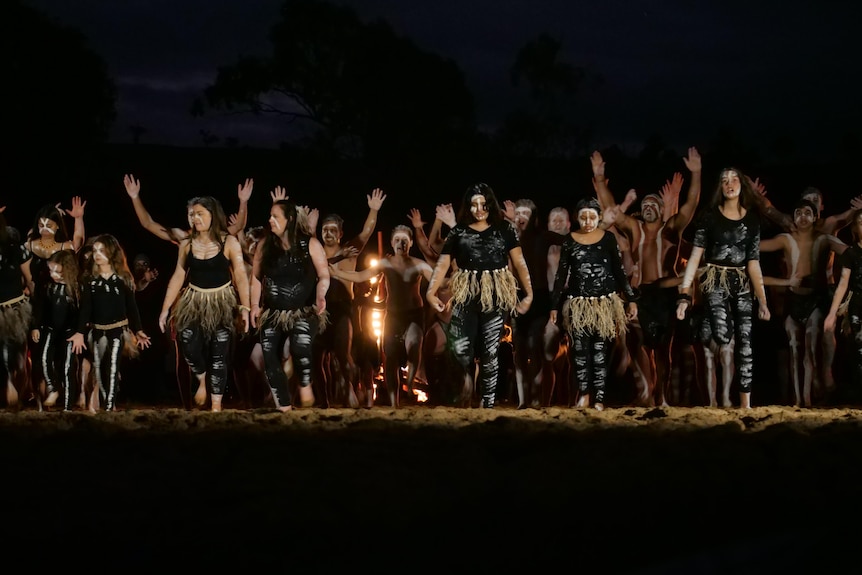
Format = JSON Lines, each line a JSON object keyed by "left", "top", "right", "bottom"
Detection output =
{"left": 260, "top": 315, "right": 317, "bottom": 408}
{"left": 40, "top": 329, "right": 77, "bottom": 411}
{"left": 448, "top": 301, "right": 506, "bottom": 408}
{"left": 704, "top": 282, "right": 755, "bottom": 393}
{"left": 568, "top": 331, "right": 612, "bottom": 403}
{"left": 848, "top": 304, "right": 862, "bottom": 388}
{"left": 92, "top": 327, "right": 125, "bottom": 411}
{"left": 178, "top": 325, "right": 232, "bottom": 396}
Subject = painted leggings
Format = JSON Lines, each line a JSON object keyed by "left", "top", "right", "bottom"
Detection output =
{"left": 92, "top": 327, "right": 124, "bottom": 411}
{"left": 448, "top": 301, "right": 506, "bottom": 408}
{"left": 260, "top": 315, "right": 317, "bottom": 408}
{"left": 40, "top": 329, "right": 77, "bottom": 411}
{"left": 178, "top": 325, "right": 232, "bottom": 396}
{"left": 568, "top": 331, "right": 612, "bottom": 404}
{"left": 704, "top": 281, "right": 754, "bottom": 393}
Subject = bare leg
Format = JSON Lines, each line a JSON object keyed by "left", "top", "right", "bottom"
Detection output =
{"left": 784, "top": 316, "right": 803, "bottom": 407}
{"left": 739, "top": 391, "right": 751, "bottom": 409}
{"left": 210, "top": 393, "right": 223, "bottom": 412}
{"left": 576, "top": 392, "right": 590, "bottom": 408}
{"left": 718, "top": 341, "right": 735, "bottom": 408}
{"left": 194, "top": 372, "right": 208, "bottom": 407}
{"left": 703, "top": 344, "right": 718, "bottom": 408}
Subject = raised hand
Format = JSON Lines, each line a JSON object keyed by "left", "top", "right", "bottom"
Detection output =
{"left": 237, "top": 178, "right": 254, "bottom": 202}
{"left": 682, "top": 146, "right": 702, "bottom": 173}
{"left": 590, "top": 151, "right": 606, "bottom": 178}
{"left": 123, "top": 174, "right": 141, "bottom": 199}
{"left": 436, "top": 203, "right": 456, "bottom": 228}
{"left": 306, "top": 207, "right": 319, "bottom": 231}
{"left": 660, "top": 174, "right": 682, "bottom": 220}
{"left": 620, "top": 188, "right": 637, "bottom": 213}
{"left": 747, "top": 176, "right": 767, "bottom": 198}
{"left": 228, "top": 213, "right": 239, "bottom": 229}
{"left": 368, "top": 188, "right": 386, "bottom": 210}
{"left": 503, "top": 199, "right": 516, "bottom": 221}
{"left": 270, "top": 186, "right": 288, "bottom": 204}
{"left": 850, "top": 194, "right": 862, "bottom": 210}
{"left": 408, "top": 208, "right": 425, "bottom": 228}
{"left": 337, "top": 245, "right": 360, "bottom": 260}
{"left": 65, "top": 196, "right": 87, "bottom": 218}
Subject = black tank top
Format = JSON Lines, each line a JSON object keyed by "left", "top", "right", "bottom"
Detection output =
{"left": 186, "top": 244, "right": 231, "bottom": 288}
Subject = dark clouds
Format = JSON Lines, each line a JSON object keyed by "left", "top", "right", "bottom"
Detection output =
{"left": 27, "top": 0, "right": 861, "bottom": 157}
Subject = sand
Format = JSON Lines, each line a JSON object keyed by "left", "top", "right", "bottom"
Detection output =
{"left": 3, "top": 404, "right": 861, "bottom": 573}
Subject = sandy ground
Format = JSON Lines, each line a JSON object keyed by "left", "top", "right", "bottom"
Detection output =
{"left": 4, "top": 404, "right": 862, "bottom": 573}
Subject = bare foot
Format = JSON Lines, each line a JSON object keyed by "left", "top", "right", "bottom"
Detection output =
{"left": 277, "top": 405, "right": 293, "bottom": 413}
{"left": 211, "top": 394, "right": 223, "bottom": 412}
{"left": 194, "top": 375, "right": 208, "bottom": 407}
{"left": 6, "top": 382, "right": 19, "bottom": 408}
{"left": 594, "top": 403, "right": 604, "bottom": 412}
{"left": 739, "top": 392, "right": 752, "bottom": 410}
{"left": 44, "top": 390, "right": 59, "bottom": 408}
{"left": 299, "top": 385, "right": 315, "bottom": 408}
{"left": 576, "top": 394, "right": 590, "bottom": 408}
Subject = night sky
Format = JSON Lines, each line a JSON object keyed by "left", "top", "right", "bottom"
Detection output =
{"left": 25, "top": 0, "right": 862, "bottom": 160}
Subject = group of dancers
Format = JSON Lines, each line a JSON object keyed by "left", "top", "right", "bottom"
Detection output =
{"left": 1, "top": 148, "right": 860, "bottom": 413}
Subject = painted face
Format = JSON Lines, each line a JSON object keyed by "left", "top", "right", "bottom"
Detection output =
{"left": 514, "top": 206, "right": 532, "bottom": 231}
{"left": 92, "top": 241, "right": 108, "bottom": 265}
{"left": 720, "top": 170, "right": 741, "bottom": 199}
{"left": 268, "top": 206, "right": 289, "bottom": 234}
{"left": 391, "top": 232, "right": 412, "bottom": 254}
{"left": 793, "top": 206, "right": 816, "bottom": 229}
{"left": 577, "top": 208, "right": 600, "bottom": 232}
{"left": 641, "top": 199, "right": 662, "bottom": 223}
{"left": 321, "top": 223, "right": 342, "bottom": 246}
{"left": 39, "top": 217, "right": 58, "bottom": 236}
{"left": 548, "top": 211, "right": 571, "bottom": 235}
{"left": 187, "top": 204, "right": 212, "bottom": 232}
{"left": 48, "top": 262, "right": 64, "bottom": 283}
{"left": 801, "top": 192, "right": 823, "bottom": 216}
{"left": 470, "top": 194, "right": 488, "bottom": 221}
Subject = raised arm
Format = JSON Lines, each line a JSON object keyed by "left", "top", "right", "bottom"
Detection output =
{"left": 123, "top": 174, "right": 186, "bottom": 244}
{"left": 63, "top": 196, "right": 87, "bottom": 251}
{"left": 591, "top": 151, "right": 635, "bottom": 235}
{"left": 408, "top": 208, "right": 438, "bottom": 263}
{"left": 660, "top": 173, "right": 682, "bottom": 222}
{"left": 667, "top": 148, "right": 702, "bottom": 234}
{"left": 748, "top": 176, "right": 795, "bottom": 233}
{"left": 353, "top": 188, "right": 386, "bottom": 250}
{"left": 227, "top": 178, "right": 253, "bottom": 237}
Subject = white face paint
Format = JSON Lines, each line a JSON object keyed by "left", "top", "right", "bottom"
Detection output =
{"left": 470, "top": 194, "right": 488, "bottom": 221}
{"left": 321, "top": 223, "right": 341, "bottom": 246}
{"left": 39, "top": 218, "right": 57, "bottom": 236}
{"left": 92, "top": 241, "right": 108, "bottom": 265}
{"left": 391, "top": 232, "right": 411, "bottom": 253}
{"left": 577, "top": 208, "right": 600, "bottom": 232}
{"left": 187, "top": 205, "right": 211, "bottom": 232}
{"left": 48, "top": 262, "right": 64, "bottom": 284}
{"left": 793, "top": 206, "right": 816, "bottom": 229}
{"left": 514, "top": 207, "right": 532, "bottom": 230}
{"left": 268, "top": 208, "right": 285, "bottom": 234}
{"left": 802, "top": 193, "right": 823, "bottom": 216}
{"left": 548, "top": 211, "right": 571, "bottom": 234}
{"left": 641, "top": 199, "right": 662, "bottom": 223}
{"left": 721, "top": 170, "right": 741, "bottom": 199}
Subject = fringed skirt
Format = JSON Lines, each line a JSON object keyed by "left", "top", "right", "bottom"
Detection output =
{"left": 0, "top": 294, "right": 31, "bottom": 345}
{"left": 561, "top": 292, "right": 628, "bottom": 340}
{"left": 88, "top": 319, "right": 141, "bottom": 360}
{"left": 448, "top": 267, "right": 520, "bottom": 314}
{"left": 699, "top": 263, "right": 749, "bottom": 296}
{"left": 259, "top": 306, "right": 329, "bottom": 335}
{"left": 172, "top": 282, "right": 237, "bottom": 338}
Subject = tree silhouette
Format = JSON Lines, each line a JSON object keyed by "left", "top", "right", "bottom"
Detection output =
{"left": 192, "top": 0, "right": 476, "bottom": 160}
{"left": 4, "top": 0, "right": 116, "bottom": 150}
{"left": 495, "top": 33, "right": 600, "bottom": 159}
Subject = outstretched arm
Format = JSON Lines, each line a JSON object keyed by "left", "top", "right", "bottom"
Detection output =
{"left": 328, "top": 260, "right": 383, "bottom": 283}
{"left": 227, "top": 178, "right": 253, "bottom": 237}
{"left": 748, "top": 176, "right": 795, "bottom": 232}
{"left": 123, "top": 174, "right": 186, "bottom": 243}
{"left": 822, "top": 194, "right": 862, "bottom": 235}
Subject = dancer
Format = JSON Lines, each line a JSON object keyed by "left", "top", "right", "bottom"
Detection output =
{"left": 0, "top": 208, "right": 31, "bottom": 409}
{"left": 676, "top": 167, "right": 771, "bottom": 409}
{"left": 425, "top": 183, "right": 533, "bottom": 408}
{"left": 158, "top": 196, "right": 252, "bottom": 412}
{"left": 69, "top": 235, "right": 151, "bottom": 412}
{"left": 550, "top": 197, "right": 639, "bottom": 411}
{"left": 31, "top": 249, "right": 81, "bottom": 410}
{"left": 251, "top": 199, "right": 329, "bottom": 411}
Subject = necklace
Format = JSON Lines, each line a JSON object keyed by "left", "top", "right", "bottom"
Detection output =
{"left": 37, "top": 238, "right": 58, "bottom": 252}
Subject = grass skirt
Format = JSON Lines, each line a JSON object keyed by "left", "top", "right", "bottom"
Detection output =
{"left": 449, "top": 267, "right": 519, "bottom": 314}
{"left": 561, "top": 293, "right": 628, "bottom": 340}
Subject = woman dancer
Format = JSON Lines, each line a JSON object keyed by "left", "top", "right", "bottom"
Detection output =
{"left": 251, "top": 199, "right": 329, "bottom": 410}
{"left": 549, "top": 197, "right": 638, "bottom": 411}
{"left": 676, "top": 167, "right": 771, "bottom": 409}
{"left": 0, "top": 209, "right": 31, "bottom": 408}
{"left": 159, "top": 197, "right": 251, "bottom": 412}
{"left": 425, "top": 183, "right": 533, "bottom": 408}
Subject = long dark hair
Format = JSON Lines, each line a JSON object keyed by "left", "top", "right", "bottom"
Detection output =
{"left": 27, "top": 204, "right": 70, "bottom": 243}
{"left": 48, "top": 249, "right": 81, "bottom": 305}
{"left": 260, "top": 200, "right": 308, "bottom": 271}
{"left": 708, "top": 167, "right": 761, "bottom": 212}
{"left": 186, "top": 196, "right": 229, "bottom": 244}
{"left": 456, "top": 183, "right": 504, "bottom": 226}
{"left": 86, "top": 234, "right": 135, "bottom": 291}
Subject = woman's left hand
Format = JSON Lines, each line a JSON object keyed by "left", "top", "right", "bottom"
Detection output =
{"left": 626, "top": 302, "right": 638, "bottom": 321}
